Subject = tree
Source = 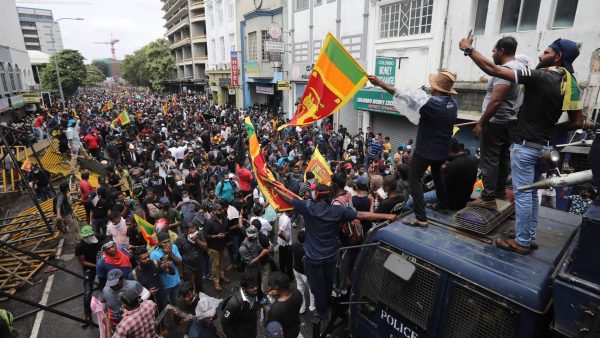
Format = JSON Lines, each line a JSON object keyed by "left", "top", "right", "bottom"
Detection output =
{"left": 121, "top": 39, "right": 175, "bottom": 91}
{"left": 91, "top": 59, "right": 111, "bottom": 78}
{"left": 40, "top": 49, "right": 86, "bottom": 97}
{"left": 84, "top": 64, "right": 105, "bottom": 86}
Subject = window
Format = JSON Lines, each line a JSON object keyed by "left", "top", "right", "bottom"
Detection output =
{"left": 553, "top": 0, "right": 578, "bottom": 28}
{"left": 341, "top": 35, "right": 362, "bottom": 59}
{"left": 7, "top": 64, "right": 15, "bottom": 92}
{"left": 220, "top": 37, "right": 225, "bottom": 61}
{"left": 379, "top": 0, "right": 433, "bottom": 39}
{"left": 247, "top": 31, "right": 257, "bottom": 61}
{"left": 295, "top": 0, "right": 309, "bottom": 11}
{"left": 227, "top": 1, "right": 234, "bottom": 21}
{"left": 473, "top": 0, "right": 489, "bottom": 35}
{"left": 229, "top": 33, "right": 235, "bottom": 53}
{"left": 207, "top": 6, "right": 213, "bottom": 28}
{"left": 15, "top": 65, "right": 22, "bottom": 91}
{"left": 313, "top": 40, "right": 322, "bottom": 61}
{"left": 294, "top": 42, "right": 309, "bottom": 62}
{"left": 0, "top": 64, "right": 8, "bottom": 93}
{"left": 327, "top": 0, "right": 335, "bottom": 2}
{"left": 261, "top": 30, "right": 270, "bottom": 61}
{"left": 211, "top": 39, "right": 216, "bottom": 61}
{"left": 315, "top": 0, "right": 323, "bottom": 6}
{"left": 217, "top": 3, "right": 223, "bottom": 24}
{"left": 499, "top": 0, "right": 541, "bottom": 33}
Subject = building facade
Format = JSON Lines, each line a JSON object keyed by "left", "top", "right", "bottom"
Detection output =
{"left": 16, "top": 7, "right": 63, "bottom": 55}
{"left": 0, "top": 0, "right": 36, "bottom": 116}
{"left": 162, "top": 0, "right": 208, "bottom": 92}
{"left": 237, "top": 0, "right": 286, "bottom": 109}
{"left": 205, "top": 0, "right": 240, "bottom": 106}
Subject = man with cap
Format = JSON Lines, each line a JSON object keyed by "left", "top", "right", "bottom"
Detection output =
{"left": 203, "top": 203, "right": 229, "bottom": 291}
{"left": 75, "top": 225, "right": 103, "bottom": 325}
{"left": 104, "top": 287, "right": 157, "bottom": 338}
{"left": 193, "top": 292, "right": 224, "bottom": 338}
{"left": 100, "top": 268, "right": 146, "bottom": 329}
{"left": 150, "top": 231, "right": 183, "bottom": 306}
{"left": 468, "top": 36, "right": 524, "bottom": 209}
{"left": 239, "top": 224, "right": 272, "bottom": 291}
{"left": 368, "top": 71, "right": 458, "bottom": 226}
{"left": 459, "top": 35, "right": 591, "bottom": 254}
{"left": 96, "top": 241, "right": 133, "bottom": 290}
{"left": 65, "top": 118, "right": 89, "bottom": 174}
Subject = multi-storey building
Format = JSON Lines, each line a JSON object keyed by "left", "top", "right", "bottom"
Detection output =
{"left": 205, "top": 0, "right": 239, "bottom": 106}
{"left": 237, "top": 0, "right": 286, "bottom": 108}
{"left": 16, "top": 7, "right": 63, "bottom": 55}
{"left": 162, "top": 0, "right": 208, "bottom": 92}
{"left": 0, "top": 0, "right": 36, "bottom": 115}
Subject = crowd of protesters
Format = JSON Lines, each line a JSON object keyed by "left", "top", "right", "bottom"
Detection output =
{"left": 0, "top": 33, "right": 593, "bottom": 338}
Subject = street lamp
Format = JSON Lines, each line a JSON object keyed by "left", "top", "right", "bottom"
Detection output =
{"left": 50, "top": 17, "right": 84, "bottom": 110}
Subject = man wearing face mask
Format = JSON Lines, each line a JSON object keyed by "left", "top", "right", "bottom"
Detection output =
{"left": 175, "top": 223, "right": 208, "bottom": 292}
{"left": 239, "top": 224, "right": 272, "bottom": 292}
{"left": 75, "top": 225, "right": 104, "bottom": 325}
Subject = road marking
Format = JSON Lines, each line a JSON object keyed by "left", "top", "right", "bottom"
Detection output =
{"left": 30, "top": 238, "right": 64, "bottom": 338}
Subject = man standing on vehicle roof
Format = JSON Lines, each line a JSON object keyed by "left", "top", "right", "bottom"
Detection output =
{"left": 267, "top": 182, "right": 396, "bottom": 326}
{"left": 459, "top": 35, "right": 593, "bottom": 254}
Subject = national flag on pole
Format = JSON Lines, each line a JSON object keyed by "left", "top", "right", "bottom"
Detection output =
{"left": 118, "top": 109, "right": 130, "bottom": 126}
{"left": 278, "top": 33, "right": 367, "bottom": 130}
{"left": 304, "top": 147, "right": 333, "bottom": 185}
{"left": 245, "top": 117, "right": 299, "bottom": 211}
{"left": 171, "top": 95, "right": 177, "bottom": 108}
{"left": 134, "top": 214, "right": 158, "bottom": 246}
{"left": 163, "top": 102, "right": 168, "bottom": 116}
{"left": 101, "top": 101, "right": 114, "bottom": 113}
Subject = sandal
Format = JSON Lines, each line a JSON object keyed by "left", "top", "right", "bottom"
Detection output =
{"left": 506, "top": 231, "right": 539, "bottom": 250}
{"left": 427, "top": 203, "right": 449, "bottom": 214}
{"left": 402, "top": 217, "right": 428, "bottom": 227}
{"left": 496, "top": 238, "right": 531, "bottom": 255}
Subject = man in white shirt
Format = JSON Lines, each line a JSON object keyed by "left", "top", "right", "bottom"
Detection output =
{"left": 106, "top": 211, "right": 129, "bottom": 247}
{"left": 277, "top": 211, "right": 294, "bottom": 281}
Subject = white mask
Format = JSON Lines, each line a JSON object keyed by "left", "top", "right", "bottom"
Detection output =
{"left": 176, "top": 181, "right": 184, "bottom": 186}
{"left": 84, "top": 235, "right": 98, "bottom": 244}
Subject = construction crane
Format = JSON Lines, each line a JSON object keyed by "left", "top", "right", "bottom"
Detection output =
{"left": 94, "top": 34, "right": 120, "bottom": 82}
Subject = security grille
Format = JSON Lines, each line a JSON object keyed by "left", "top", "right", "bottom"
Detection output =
{"left": 453, "top": 199, "right": 514, "bottom": 234}
{"left": 357, "top": 246, "right": 440, "bottom": 330}
{"left": 444, "top": 282, "right": 519, "bottom": 338}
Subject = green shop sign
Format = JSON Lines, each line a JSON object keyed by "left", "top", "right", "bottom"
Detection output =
{"left": 375, "top": 57, "right": 397, "bottom": 86}
{"left": 354, "top": 89, "right": 399, "bottom": 115}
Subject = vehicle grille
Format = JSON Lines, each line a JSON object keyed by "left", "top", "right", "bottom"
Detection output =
{"left": 357, "top": 246, "right": 440, "bottom": 330}
{"left": 444, "top": 282, "right": 519, "bottom": 338}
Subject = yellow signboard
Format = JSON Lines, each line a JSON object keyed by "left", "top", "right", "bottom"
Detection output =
{"left": 277, "top": 81, "right": 290, "bottom": 90}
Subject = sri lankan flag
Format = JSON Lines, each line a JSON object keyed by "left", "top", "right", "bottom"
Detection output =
{"left": 279, "top": 33, "right": 367, "bottom": 130}
{"left": 101, "top": 100, "right": 114, "bottom": 113}
{"left": 245, "top": 117, "right": 299, "bottom": 211}
{"left": 134, "top": 214, "right": 158, "bottom": 246}
{"left": 171, "top": 95, "right": 177, "bottom": 108}
{"left": 163, "top": 102, "right": 169, "bottom": 116}
{"left": 305, "top": 147, "right": 332, "bottom": 185}
{"left": 118, "top": 108, "right": 130, "bottom": 126}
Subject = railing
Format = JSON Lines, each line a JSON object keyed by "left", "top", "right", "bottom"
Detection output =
{"left": 189, "top": 0, "right": 204, "bottom": 10}
{"left": 193, "top": 55, "right": 208, "bottom": 63}
{"left": 190, "top": 14, "right": 206, "bottom": 22}
{"left": 170, "top": 37, "right": 191, "bottom": 49}
{"left": 0, "top": 146, "right": 27, "bottom": 193}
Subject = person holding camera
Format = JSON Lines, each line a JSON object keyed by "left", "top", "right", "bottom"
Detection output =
{"left": 150, "top": 231, "right": 182, "bottom": 306}
{"left": 239, "top": 224, "right": 272, "bottom": 294}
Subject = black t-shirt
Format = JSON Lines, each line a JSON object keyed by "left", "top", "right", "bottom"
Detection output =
{"left": 74, "top": 240, "right": 103, "bottom": 271}
{"left": 203, "top": 218, "right": 228, "bottom": 250}
{"left": 444, "top": 154, "right": 478, "bottom": 210}
{"left": 127, "top": 227, "right": 147, "bottom": 247}
{"left": 131, "top": 260, "right": 163, "bottom": 291}
{"left": 376, "top": 195, "right": 405, "bottom": 214}
{"left": 351, "top": 195, "right": 372, "bottom": 233}
{"left": 92, "top": 198, "right": 112, "bottom": 219}
{"left": 291, "top": 242, "right": 305, "bottom": 274}
{"left": 514, "top": 68, "right": 565, "bottom": 143}
{"left": 266, "top": 289, "right": 303, "bottom": 338}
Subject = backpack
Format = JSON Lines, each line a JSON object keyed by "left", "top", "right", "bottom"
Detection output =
{"left": 333, "top": 193, "right": 364, "bottom": 246}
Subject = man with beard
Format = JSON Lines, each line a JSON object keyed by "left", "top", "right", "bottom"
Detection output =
{"left": 459, "top": 35, "right": 591, "bottom": 254}
{"left": 468, "top": 37, "right": 524, "bottom": 209}
{"left": 220, "top": 273, "right": 260, "bottom": 338}
{"left": 96, "top": 241, "right": 133, "bottom": 290}
{"left": 75, "top": 225, "right": 103, "bottom": 325}
{"left": 131, "top": 247, "right": 171, "bottom": 310}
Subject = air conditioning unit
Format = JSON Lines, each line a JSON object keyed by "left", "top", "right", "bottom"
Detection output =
{"left": 271, "top": 61, "right": 282, "bottom": 69}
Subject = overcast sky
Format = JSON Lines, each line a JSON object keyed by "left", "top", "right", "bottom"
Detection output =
{"left": 20, "top": 0, "right": 166, "bottom": 62}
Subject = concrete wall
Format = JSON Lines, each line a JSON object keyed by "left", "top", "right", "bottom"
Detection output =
{"left": 0, "top": 1, "right": 29, "bottom": 51}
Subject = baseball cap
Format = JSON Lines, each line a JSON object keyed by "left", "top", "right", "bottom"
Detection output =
{"left": 119, "top": 288, "right": 139, "bottom": 307}
{"left": 549, "top": 38, "right": 580, "bottom": 74}
{"left": 157, "top": 231, "right": 170, "bottom": 242}
{"left": 159, "top": 197, "right": 170, "bottom": 205}
{"left": 67, "top": 119, "right": 76, "bottom": 127}
{"left": 106, "top": 269, "right": 123, "bottom": 287}
{"left": 265, "top": 321, "right": 284, "bottom": 338}
{"left": 246, "top": 225, "right": 258, "bottom": 238}
{"left": 80, "top": 225, "right": 94, "bottom": 238}
{"left": 211, "top": 203, "right": 222, "bottom": 212}
{"left": 228, "top": 173, "right": 236, "bottom": 179}
{"left": 356, "top": 175, "right": 368, "bottom": 187}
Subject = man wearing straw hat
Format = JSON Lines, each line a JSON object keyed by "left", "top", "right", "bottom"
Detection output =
{"left": 368, "top": 71, "right": 458, "bottom": 226}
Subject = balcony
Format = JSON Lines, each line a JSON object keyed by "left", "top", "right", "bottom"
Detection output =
{"left": 177, "top": 58, "right": 193, "bottom": 66}
{"left": 189, "top": 1, "right": 204, "bottom": 10}
{"left": 191, "top": 35, "right": 207, "bottom": 43}
{"left": 170, "top": 37, "right": 191, "bottom": 49}
{"left": 190, "top": 13, "right": 206, "bottom": 23}
{"left": 162, "top": 0, "right": 186, "bottom": 14}
{"left": 164, "top": 5, "right": 188, "bottom": 27}
{"left": 193, "top": 55, "right": 208, "bottom": 63}
{"left": 165, "top": 18, "right": 190, "bottom": 37}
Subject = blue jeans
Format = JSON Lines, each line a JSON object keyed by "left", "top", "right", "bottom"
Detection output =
{"left": 304, "top": 256, "right": 336, "bottom": 319}
{"left": 160, "top": 283, "right": 181, "bottom": 307}
{"left": 83, "top": 269, "right": 96, "bottom": 316}
{"left": 406, "top": 190, "right": 438, "bottom": 209}
{"left": 511, "top": 143, "right": 546, "bottom": 247}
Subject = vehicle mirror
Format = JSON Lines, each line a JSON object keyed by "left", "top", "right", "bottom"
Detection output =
{"left": 384, "top": 253, "right": 415, "bottom": 282}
